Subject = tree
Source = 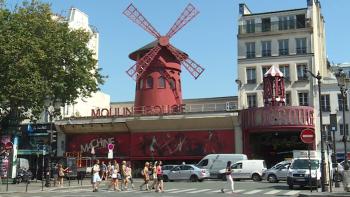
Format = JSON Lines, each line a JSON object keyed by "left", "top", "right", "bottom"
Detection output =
{"left": 0, "top": 0, "right": 105, "bottom": 132}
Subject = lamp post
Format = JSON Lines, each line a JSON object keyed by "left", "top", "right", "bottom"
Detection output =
{"left": 46, "top": 105, "right": 55, "bottom": 187}
{"left": 335, "top": 69, "right": 349, "bottom": 169}
{"left": 305, "top": 69, "right": 327, "bottom": 192}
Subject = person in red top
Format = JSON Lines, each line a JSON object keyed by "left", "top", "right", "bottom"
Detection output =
{"left": 155, "top": 161, "right": 164, "bottom": 192}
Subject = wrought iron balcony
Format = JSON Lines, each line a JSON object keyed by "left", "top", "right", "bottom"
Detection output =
{"left": 239, "top": 19, "right": 309, "bottom": 35}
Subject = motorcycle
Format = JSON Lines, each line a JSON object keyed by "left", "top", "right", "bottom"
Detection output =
{"left": 14, "top": 168, "right": 33, "bottom": 184}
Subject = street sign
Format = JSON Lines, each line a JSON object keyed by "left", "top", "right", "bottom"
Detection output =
{"left": 300, "top": 129, "right": 315, "bottom": 144}
{"left": 5, "top": 142, "right": 12, "bottom": 150}
{"left": 330, "top": 114, "right": 337, "bottom": 131}
{"left": 108, "top": 149, "right": 113, "bottom": 159}
{"left": 107, "top": 143, "right": 114, "bottom": 150}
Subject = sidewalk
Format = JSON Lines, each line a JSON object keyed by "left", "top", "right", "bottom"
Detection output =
{"left": 298, "top": 186, "right": 350, "bottom": 197}
{"left": 0, "top": 178, "right": 92, "bottom": 193}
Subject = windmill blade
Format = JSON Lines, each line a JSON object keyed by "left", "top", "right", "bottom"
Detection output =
{"left": 166, "top": 44, "right": 204, "bottom": 79}
{"left": 123, "top": 4, "right": 161, "bottom": 38}
{"left": 126, "top": 45, "right": 162, "bottom": 80}
{"left": 166, "top": 3, "right": 199, "bottom": 39}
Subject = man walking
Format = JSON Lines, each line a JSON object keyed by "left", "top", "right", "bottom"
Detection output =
{"left": 92, "top": 160, "right": 101, "bottom": 192}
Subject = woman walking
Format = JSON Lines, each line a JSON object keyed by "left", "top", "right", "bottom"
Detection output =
{"left": 57, "top": 164, "right": 67, "bottom": 187}
{"left": 156, "top": 161, "right": 164, "bottom": 192}
{"left": 125, "top": 162, "right": 135, "bottom": 189}
{"left": 150, "top": 161, "right": 158, "bottom": 190}
{"left": 221, "top": 161, "right": 234, "bottom": 193}
{"left": 139, "top": 162, "right": 150, "bottom": 191}
{"left": 110, "top": 161, "right": 120, "bottom": 191}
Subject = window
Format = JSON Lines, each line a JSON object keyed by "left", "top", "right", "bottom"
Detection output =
{"left": 261, "top": 41, "right": 271, "bottom": 57}
{"left": 279, "top": 65, "right": 290, "bottom": 80}
{"left": 322, "top": 125, "right": 332, "bottom": 141}
{"left": 278, "top": 39, "right": 289, "bottom": 55}
{"left": 278, "top": 16, "right": 295, "bottom": 30}
{"left": 296, "top": 14, "right": 306, "bottom": 28}
{"left": 139, "top": 79, "right": 144, "bottom": 89}
{"left": 246, "top": 68, "right": 256, "bottom": 84}
{"left": 246, "top": 19, "right": 255, "bottom": 33}
{"left": 262, "top": 66, "right": 270, "bottom": 77}
{"left": 297, "top": 64, "right": 308, "bottom": 80}
{"left": 338, "top": 94, "right": 349, "bottom": 111}
{"left": 261, "top": 18, "right": 271, "bottom": 32}
{"left": 145, "top": 76, "right": 153, "bottom": 89}
{"left": 158, "top": 77, "right": 166, "bottom": 88}
{"left": 232, "top": 163, "right": 242, "bottom": 169}
{"left": 296, "top": 38, "right": 307, "bottom": 54}
{"left": 197, "top": 159, "right": 208, "bottom": 167}
{"left": 298, "top": 92, "right": 308, "bottom": 106}
{"left": 178, "top": 80, "right": 181, "bottom": 91}
{"left": 320, "top": 95, "right": 330, "bottom": 112}
{"left": 285, "top": 92, "right": 291, "bottom": 106}
{"left": 247, "top": 94, "right": 257, "bottom": 108}
{"left": 169, "top": 78, "right": 175, "bottom": 90}
{"left": 246, "top": 42, "right": 255, "bottom": 58}
{"left": 340, "top": 124, "right": 349, "bottom": 136}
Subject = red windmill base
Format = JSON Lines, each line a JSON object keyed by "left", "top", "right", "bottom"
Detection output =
{"left": 123, "top": 3, "right": 205, "bottom": 114}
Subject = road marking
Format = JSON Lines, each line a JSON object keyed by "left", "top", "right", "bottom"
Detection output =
{"left": 233, "top": 189, "right": 245, "bottom": 193}
{"left": 284, "top": 190, "right": 300, "bottom": 195}
{"left": 169, "top": 188, "right": 197, "bottom": 193}
{"left": 206, "top": 189, "right": 221, "bottom": 193}
{"left": 187, "top": 189, "right": 211, "bottom": 193}
{"left": 264, "top": 190, "right": 281, "bottom": 194}
{"left": 243, "top": 189, "right": 263, "bottom": 194}
{"left": 165, "top": 189, "right": 179, "bottom": 192}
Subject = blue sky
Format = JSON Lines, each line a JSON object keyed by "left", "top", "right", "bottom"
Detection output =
{"left": 6, "top": 0, "right": 350, "bottom": 102}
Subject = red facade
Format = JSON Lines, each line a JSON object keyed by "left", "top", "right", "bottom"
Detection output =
{"left": 67, "top": 130, "right": 235, "bottom": 161}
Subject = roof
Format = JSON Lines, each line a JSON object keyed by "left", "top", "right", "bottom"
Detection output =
{"left": 264, "top": 65, "right": 284, "bottom": 77}
{"left": 242, "top": 8, "right": 307, "bottom": 17}
{"left": 129, "top": 40, "right": 188, "bottom": 61}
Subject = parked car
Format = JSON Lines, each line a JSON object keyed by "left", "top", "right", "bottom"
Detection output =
{"left": 287, "top": 158, "right": 321, "bottom": 189}
{"left": 263, "top": 160, "right": 291, "bottom": 183}
{"left": 163, "top": 164, "right": 210, "bottom": 182}
{"left": 162, "top": 165, "right": 178, "bottom": 177}
{"left": 219, "top": 160, "right": 267, "bottom": 181}
{"left": 196, "top": 154, "right": 248, "bottom": 179}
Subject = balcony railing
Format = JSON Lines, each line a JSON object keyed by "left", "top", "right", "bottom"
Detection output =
{"left": 296, "top": 47, "right": 307, "bottom": 54}
{"left": 279, "top": 49, "right": 289, "bottom": 56}
{"left": 239, "top": 19, "right": 308, "bottom": 35}
{"left": 246, "top": 52, "right": 256, "bottom": 59}
{"left": 262, "top": 50, "right": 271, "bottom": 57}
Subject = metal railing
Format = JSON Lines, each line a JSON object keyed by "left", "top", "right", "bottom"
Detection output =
{"left": 184, "top": 101, "right": 237, "bottom": 113}
{"left": 239, "top": 19, "right": 309, "bottom": 35}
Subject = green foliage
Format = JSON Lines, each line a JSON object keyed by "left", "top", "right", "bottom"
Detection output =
{"left": 0, "top": 0, "right": 105, "bottom": 128}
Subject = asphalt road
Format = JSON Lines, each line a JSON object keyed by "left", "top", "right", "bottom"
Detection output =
{"left": 0, "top": 178, "right": 324, "bottom": 197}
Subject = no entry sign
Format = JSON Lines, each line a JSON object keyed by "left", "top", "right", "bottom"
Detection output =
{"left": 107, "top": 143, "right": 114, "bottom": 150}
{"left": 300, "top": 129, "right": 315, "bottom": 144}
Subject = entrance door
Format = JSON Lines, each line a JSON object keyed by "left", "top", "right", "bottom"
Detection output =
{"left": 249, "top": 131, "right": 308, "bottom": 167}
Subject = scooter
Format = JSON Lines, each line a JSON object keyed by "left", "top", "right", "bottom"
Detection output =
{"left": 15, "top": 168, "right": 32, "bottom": 184}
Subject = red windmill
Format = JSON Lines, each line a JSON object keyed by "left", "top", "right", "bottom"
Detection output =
{"left": 123, "top": 3, "right": 205, "bottom": 114}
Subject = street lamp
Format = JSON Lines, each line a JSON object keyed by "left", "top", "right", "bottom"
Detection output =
{"left": 335, "top": 69, "right": 349, "bottom": 169}
{"left": 46, "top": 105, "right": 55, "bottom": 187}
{"left": 305, "top": 69, "right": 327, "bottom": 192}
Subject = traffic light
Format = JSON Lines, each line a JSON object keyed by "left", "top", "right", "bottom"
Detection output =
{"left": 49, "top": 130, "right": 57, "bottom": 143}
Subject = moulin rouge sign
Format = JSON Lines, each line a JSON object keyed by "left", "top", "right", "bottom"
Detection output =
{"left": 91, "top": 104, "right": 186, "bottom": 118}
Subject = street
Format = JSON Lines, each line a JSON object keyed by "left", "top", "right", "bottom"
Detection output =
{"left": 0, "top": 179, "right": 325, "bottom": 197}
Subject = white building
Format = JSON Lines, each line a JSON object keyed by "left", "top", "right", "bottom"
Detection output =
{"left": 59, "top": 8, "right": 110, "bottom": 119}
{"left": 236, "top": 0, "right": 348, "bottom": 156}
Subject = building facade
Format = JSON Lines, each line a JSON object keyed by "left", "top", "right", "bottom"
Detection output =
{"left": 237, "top": 0, "right": 349, "bottom": 160}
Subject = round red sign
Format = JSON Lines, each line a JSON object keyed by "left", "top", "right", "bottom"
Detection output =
{"left": 300, "top": 129, "right": 315, "bottom": 144}
{"left": 107, "top": 144, "right": 114, "bottom": 150}
{"left": 5, "top": 142, "right": 13, "bottom": 150}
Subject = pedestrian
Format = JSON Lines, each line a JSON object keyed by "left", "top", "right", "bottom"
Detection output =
{"left": 107, "top": 161, "right": 112, "bottom": 180}
{"left": 92, "top": 160, "right": 101, "bottom": 192}
{"left": 156, "top": 161, "right": 164, "bottom": 192}
{"left": 110, "top": 161, "right": 120, "bottom": 191}
{"left": 100, "top": 161, "right": 107, "bottom": 181}
{"left": 113, "top": 160, "right": 121, "bottom": 191}
{"left": 139, "top": 162, "right": 150, "bottom": 191}
{"left": 57, "top": 163, "right": 67, "bottom": 187}
{"left": 121, "top": 160, "right": 128, "bottom": 190}
{"left": 150, "top": 161, "right": 158, "bottom": 190}
{"left": 125, "top": 162, "right": 135, "bottom": 189}
{"left": 221, "top": 161, "right": 234, "bottom": 193}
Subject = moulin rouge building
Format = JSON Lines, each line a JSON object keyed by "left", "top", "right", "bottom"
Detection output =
{"left": 54, "top": 2, "right": 324, "bottom": 167}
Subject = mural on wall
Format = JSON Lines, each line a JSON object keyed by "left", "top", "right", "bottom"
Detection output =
{"left": 131, "top": 130, "right": 234, "bottom": 157}
{"left": 67, "top": 130, "right": 234, "bottom": 159}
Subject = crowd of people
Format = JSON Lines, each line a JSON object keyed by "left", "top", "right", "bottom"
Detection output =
{"left": 91, "top": 159, "right": 164, "bottom": 193}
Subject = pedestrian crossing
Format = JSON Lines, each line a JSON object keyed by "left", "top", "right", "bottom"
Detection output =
{"left": 45, "top": 187, "right": 302, "bottom": 196}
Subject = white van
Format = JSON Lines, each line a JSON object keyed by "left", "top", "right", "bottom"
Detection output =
{"left": 219, "top": 160, "right": 267, "bottom": 181}
{"left": 196, "top": 154, "right": 248, "bottom": 179}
